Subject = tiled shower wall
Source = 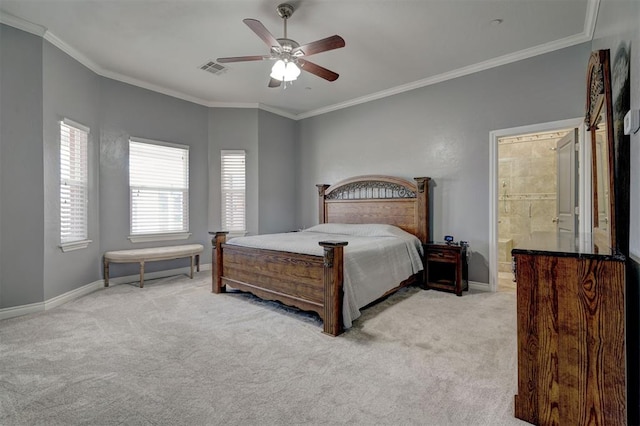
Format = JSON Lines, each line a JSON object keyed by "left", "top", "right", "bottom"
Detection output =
{"left": 498, "top": 136, "right": 560, "bottom": 271}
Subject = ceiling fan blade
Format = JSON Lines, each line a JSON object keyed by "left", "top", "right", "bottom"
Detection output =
{"left": 298, "top": 59, "right": 339, "bottom": 82}
{"left": 243, "top": 18, "right": 282, "bottom": 50}
{"left": 216, "top": 55, "right": 269, "bottom": 63}
{"left": 293, "top": 35, "right": 345, "bottom": 57}
{"left": 268, "top": 78, "right": 282, "bottom": 88}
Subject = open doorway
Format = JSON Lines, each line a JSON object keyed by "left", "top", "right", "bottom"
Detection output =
{"left": 489, "top": 118, "right": 590, "bottom": 292}
{"left": 497, "top": 129, "right": 572, "bottom": 291}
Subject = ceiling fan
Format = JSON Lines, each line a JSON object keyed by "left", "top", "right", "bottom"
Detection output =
{"left": 216, "top": 3, "right": 345, "bottom": 88}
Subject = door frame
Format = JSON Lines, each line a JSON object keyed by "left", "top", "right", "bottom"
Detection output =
{"left": 488, "top": 118, "right": 589, "bottom": 292}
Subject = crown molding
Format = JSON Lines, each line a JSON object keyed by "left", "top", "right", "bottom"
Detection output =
{"left": 0, "top": 10, "right": 45, "bottom": 36}
{"left": 296, "top": 0, "right": 599, "bottom": 120}
{"left": 2, "top": 1, "right": 600, "bottom": 122}
{"left": 44, "top": 31, "right": 101, "bottom": 74}
{"left": 584, "top": 0, "right": 600, "bottom": 41}
{"left": 256, "top": 104, "right": 298, "bottom": 120}
{"left": 47, "top": 30, "right": 226, "bottom": 107}
{"left": 1, "top": 13, "right": 295, "bottom": 117}
{"left": 297, "top": 34, "right": 594, "bottom": 120}
{"left": 207, "top": 101, "right": 259, "bottom": 109}
{"left": 98, "top": 67, "right": 215, "bottom": 106}
{"left": 0, "top": 11, "right": 226, "bottom": 108}
{"left": 198, "top": 101, "right": 295, "bottom": 120}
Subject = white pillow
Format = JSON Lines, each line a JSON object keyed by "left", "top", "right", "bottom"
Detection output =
{"left": 303, "top": 223, "right": 411, "bottom": 238}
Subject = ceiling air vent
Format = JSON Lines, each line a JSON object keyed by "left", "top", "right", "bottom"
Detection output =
{"left": 199, "top": 61, "right": 226, "bottom": 75}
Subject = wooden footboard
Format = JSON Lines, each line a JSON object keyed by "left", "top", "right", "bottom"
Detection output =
{"left": 211, "top": 232, "right": 348, "bottom": 336}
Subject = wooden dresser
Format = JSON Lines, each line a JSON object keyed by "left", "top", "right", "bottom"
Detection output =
{"left": 512, "top": 233, "right": 626, "bottom": 425}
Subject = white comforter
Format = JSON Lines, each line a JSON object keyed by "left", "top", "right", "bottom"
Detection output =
{"left": 225, "top": 223, "right": 424, "bottom": 328}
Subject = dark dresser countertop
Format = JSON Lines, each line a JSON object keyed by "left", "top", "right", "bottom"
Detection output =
{"left": 511, "top": 232, "right": 625, "bottom": 261}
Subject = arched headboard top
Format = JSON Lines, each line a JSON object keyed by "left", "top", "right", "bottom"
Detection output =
{"left": 324, "top": 175, "right": 420, "bottom": 199}
{"left": 316, "top": 175, "right": 431, "bottom": 243}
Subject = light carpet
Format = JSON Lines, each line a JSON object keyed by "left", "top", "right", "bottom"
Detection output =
{"left": 0, "top": 272, "right": 528, "bottom": 425}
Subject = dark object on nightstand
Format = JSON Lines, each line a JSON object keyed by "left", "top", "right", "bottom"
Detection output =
{"left": 424, "top": 242, "right": 468, "bottom": 296}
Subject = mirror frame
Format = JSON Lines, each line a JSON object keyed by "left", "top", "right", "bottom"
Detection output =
{"left": 585, "top": 49, "right": 616, "bottom": 250}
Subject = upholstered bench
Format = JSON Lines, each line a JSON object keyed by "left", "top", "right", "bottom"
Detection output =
{"left": 103, "top": 244, "right": 204, "bottom": 288}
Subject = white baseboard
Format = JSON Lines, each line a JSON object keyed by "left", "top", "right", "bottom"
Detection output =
{"left": 45, "top": 280, "right": 104, "bottom": 311}
{"left": 469, "top": 280, "right": 491, "bottom": 292}
{"left": 0, "top": 279, "right": 103, "bottom": 321}
{"left": 0, "top": 263, "right": 211, "bottom": 321}
{"left": 0, "top": 300, "right": 46, "bottom": 320}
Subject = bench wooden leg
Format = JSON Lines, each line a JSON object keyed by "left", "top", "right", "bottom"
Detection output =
{"left": 139, "top": 261, "right": 145, "bottom": 288}
{"left": 196, "top": 254, "right": 200, "bottom": 272}
{"left": 190, "top": 255, "right": 195, "bottom": 279}
{"left": 104, "top": 259, "right": 110, "bottom": 287}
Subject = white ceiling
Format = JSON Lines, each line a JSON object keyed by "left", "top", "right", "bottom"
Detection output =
{"left": 0, "top": 0, "right": 595, "bottom": 119}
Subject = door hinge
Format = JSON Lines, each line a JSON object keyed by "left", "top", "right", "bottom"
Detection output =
{"left": 575, "top": 142, "right": 580, "bottom": 152}
{"left": 575, "top": 206, "right": 580, "bottom": 215}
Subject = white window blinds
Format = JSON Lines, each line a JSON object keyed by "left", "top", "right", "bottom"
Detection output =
{"left": 129, "top": 138, "right": 189, "bottom": 235}
{"left": 60, "top": 119, "right": 89, "bottom": 244}
{"left": 221, "top": 150, "right": 246, "bottom": 232}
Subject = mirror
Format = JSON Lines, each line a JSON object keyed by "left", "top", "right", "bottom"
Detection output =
{"left": 586, "top": 50, "right": 616, "bottom": 250}
{"left": 594, "top": 117, "right": 610, "bottom": 235}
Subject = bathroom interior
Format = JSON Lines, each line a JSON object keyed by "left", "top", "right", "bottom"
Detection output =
{"left": 497, "top": 129, "right": 573, "bottom": 291}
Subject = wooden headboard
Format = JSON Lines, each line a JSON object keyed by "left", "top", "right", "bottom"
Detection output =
{"left": 316, "top": 175, "right": 431, "bottom": 244}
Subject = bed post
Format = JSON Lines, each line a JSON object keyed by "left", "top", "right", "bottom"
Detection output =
{"left": 414, "top": 177, "right": 431, "bottom": 244}
{"left": 317, "top": 184, "right": 330, "bottom": 223}
{"left": 210, "top": 231, "right": 228, "bottom": 294}
{"left": 319, "top": 240, "right": 348, "bottom": 336}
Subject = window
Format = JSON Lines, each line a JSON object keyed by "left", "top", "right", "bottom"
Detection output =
{"left": 221, "top": 150, "right": 246, "bottom": 234}
{"left": 60, "top": 118, "right": 90, "bottom": 251}
{"left": 129, "top": 138, "right": 189, "bottom": 242}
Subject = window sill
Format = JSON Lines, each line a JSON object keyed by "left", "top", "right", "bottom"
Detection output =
{"left": 227, "top": 231, "right": 247, "bottom": 238}
{"left": 128, "top": 232, "right": 191, "bottom": 243}
{"left": 59, "top": 239, "right": 93, "bottom": 252}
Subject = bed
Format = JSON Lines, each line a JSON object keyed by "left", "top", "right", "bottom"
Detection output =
{"left": 210, "top": 175, "right": 431, "bottom": 336}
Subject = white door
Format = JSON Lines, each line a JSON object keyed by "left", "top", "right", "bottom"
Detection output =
{"left": 556, "top": 129, "right": 578, "bottom": 234}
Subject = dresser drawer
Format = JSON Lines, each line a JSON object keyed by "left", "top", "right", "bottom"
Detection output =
{"left": 427, "top": 250, "right": 458, "bottom": 262}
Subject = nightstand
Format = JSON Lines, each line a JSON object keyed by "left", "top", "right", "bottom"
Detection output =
{"left": 424, "top": 242, "right": 468, "bottom": 296}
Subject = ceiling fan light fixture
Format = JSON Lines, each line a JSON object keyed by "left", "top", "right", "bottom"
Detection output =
{"left": 270, "top": 59, "right": 300, "bottom": 82}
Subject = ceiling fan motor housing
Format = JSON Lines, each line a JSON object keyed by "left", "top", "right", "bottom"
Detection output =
{"left": 276, "top": 38, "right": 300, "bottom": 53}
{"left": 276, "top": 3, "right": 295, "bottom": 19}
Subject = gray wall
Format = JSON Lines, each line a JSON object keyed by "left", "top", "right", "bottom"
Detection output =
{"left": 258, "top": 110, "right": 298, "bottom": 234}
{"left": 207, "top": 108, "right": 297, "bottom": 236}
{"left": 591, "top": 0, "right": 640, "bottom": 261}
{"left": 590, "top": 0, "right": 640, "bottom": 422}
{"left": 208, "top": 108, "right": 259, "bottom": 235}
{"left": 99, "top": 78, "right": 211, "bottom": 276}
{"left": 297, "top": 44, "right": 591, "bottom": 284}
{"left": 0, "top": 25, "right": 45, "bottom": 308}
{"left": 0, "top": 23, "right": 301, "bottom": 309}
{"left": 42, "top": 40, "right": 101, "bottom": 300}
